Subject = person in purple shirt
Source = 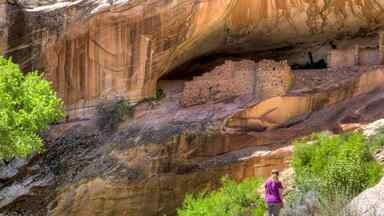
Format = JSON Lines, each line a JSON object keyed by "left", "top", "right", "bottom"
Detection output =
{"left": 264, "top": 169, "right": 284, "bottom": 216}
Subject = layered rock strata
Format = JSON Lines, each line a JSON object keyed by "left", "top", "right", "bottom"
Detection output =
{"left": 3, "top": 0, "right": 384, "bottom": 115}
{"left": 2, "top": 59, "right": 384, "bottom": 215}
{"left": 2, "top": 1, "right": 384, "bottom": 215}
{"left": 225, "top": 66, "right": 384, "bottom": 131}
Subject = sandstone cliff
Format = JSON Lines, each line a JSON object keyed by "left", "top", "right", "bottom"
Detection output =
{"left": 1, "top": 59, "right": 384, "bottom": 215}
{"left": 2, "top": 0, "right": 384, "bottom": 116}
{"left": 1, "top": 1, "right": 384, "bottom": 216}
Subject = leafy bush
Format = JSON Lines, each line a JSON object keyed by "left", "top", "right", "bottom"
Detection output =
{"left": 96, "top": 100, "right": 133, "bottom": 130}
{"left": 0, "top": 57, "right": 64, "bottom": 159}
{"left": 288, "top": 131, "right": 383, "bottom": 215}
{"left": 293, "top": 132, "right": 382, "bottom": 199}
{"left": 177, "top": 177, "right": 266, "bottom": 216}
{"left": 96, "top": 87, "right": 164, "bottom": 130}
{"left": 283, "top": 132, "right": 384, "bottom": 215}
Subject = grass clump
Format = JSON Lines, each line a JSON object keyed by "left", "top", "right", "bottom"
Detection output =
{"left": 286, "top": 131, "right": 383, "bottom": 215}
{"left": 177, "top": 177, "right": 266, "bottom": 216}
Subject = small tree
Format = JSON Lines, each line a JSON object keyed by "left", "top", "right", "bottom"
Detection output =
{"left": 0, "top": 57, "right": 64, "bottom": 159}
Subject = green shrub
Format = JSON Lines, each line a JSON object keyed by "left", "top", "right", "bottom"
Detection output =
{"left": 0, "top": 57, "right": 64, "bottom": 159}
{"left": 285, "top": 131, "right": 383, "bottom": 215}
{"left": 141, "top": 87, "right": 164, "bottom": 103}
{"left": 177, "top": 177, "right": 266, "bottom": 216}
{"left": 96, "top": 100, "right": 133, "bottom": 130}
{"left": 292, "top": 131, "right": 383, "bottom": 201}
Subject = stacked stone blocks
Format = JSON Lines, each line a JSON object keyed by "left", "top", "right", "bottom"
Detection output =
{"left": 181, "top": 59, "right": 293, "bottom": 106}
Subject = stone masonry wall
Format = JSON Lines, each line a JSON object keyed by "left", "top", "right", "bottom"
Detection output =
{"left": 328, "top": 44, "right": 382, "bottom": 68}
{"left": 181, "top": 59, "right": 294, "bottom": 106}
{"left": 328, "top": 45, "right": 359, "bottom": 68}
{"left": 359, "top": 48, "right": 381, "bottom": 65}
{"left": 0, "top": 0, "right": 7, "bottom": 55}
{"left": 254, "top": 60, "right": 294, "bottom": 98}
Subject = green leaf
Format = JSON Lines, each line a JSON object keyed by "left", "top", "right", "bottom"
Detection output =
{"left": 0, "top": 56, "right": 64, "bottom": 159}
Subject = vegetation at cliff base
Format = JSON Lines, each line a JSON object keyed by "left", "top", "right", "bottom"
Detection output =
{"left": 0, "top": 57, "right": 64, "bottom": 159}
{"left": 286, "top": 131, "right": 383, "bottom": 214}
{"left": 177, "top": 177, "right": 266, "bottom": 216}
{"left": 96, "top": 100, "right": 133, "bottom": 130}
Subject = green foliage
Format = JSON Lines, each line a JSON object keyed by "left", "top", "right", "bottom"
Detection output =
{"left": 141, "top": 87, "right": 164, "bottom": 103}
{"left": 96, "top": 87, "right": 164, "bottom": 130}
{"left": 0, "top": 57, "right": 64, "bottom": 159}
{"left": 292, "top": 132, "right": 383, "bottom": 200}
{"left": 177, "top": 177, "right": 266, "bottom": 216}
{"left": 96, "top": 100, "right": 133, "bottom": 130}
{"left": 155, "top": 87, "right": 164, "bottom": 99}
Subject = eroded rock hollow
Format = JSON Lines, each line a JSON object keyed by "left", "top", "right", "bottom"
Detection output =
{"left": 2, "top": 0, "right": 384, "bottom": 116}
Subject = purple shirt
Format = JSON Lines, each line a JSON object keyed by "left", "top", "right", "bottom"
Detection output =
{"left": 264, "top": 179, "right": 283, "bottom": 204}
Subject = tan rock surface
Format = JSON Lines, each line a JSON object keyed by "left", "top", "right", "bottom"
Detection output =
{"left": 50, "top": 144, "right": 292, "bottom": 216}
{"left": 4, "top": 0, "right": 384, "bottom": 114}
{"left": 48, "top": 84, "right": 384, "bottom": 216}
{"left": 225, "top": 66, "right": 384, "bottom": 131}
{"left": 2, "top": 1, "right": 384, "bottom": 216}
{"left": 0, "top": 0, "right": 7, "bottom": 55}
{"left": 1, "top": 75, "right": 384, "bottom": 215}
{"left": 348, "top": 177, "right": 384, "bottom": 216}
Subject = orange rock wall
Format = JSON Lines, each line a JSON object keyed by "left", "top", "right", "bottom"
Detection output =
{"left": 38, "top": 0, "right": 384, "bottom": 114}
{"left": 380, "top": 32, "right": 384, "bottom": 64}
{"left": 50, "top": 133, "right": 292, "bottom": 216}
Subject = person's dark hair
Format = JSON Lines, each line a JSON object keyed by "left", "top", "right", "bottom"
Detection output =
{"left": 271, "top": 169, "right": 279, "bottom": 176}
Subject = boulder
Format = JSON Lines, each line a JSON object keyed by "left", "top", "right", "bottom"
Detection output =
{"left": 347, "top": 178, "right": 384, "bottom": 216}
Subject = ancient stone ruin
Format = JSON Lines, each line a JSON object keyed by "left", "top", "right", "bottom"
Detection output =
{"left": 328, "top": 32, "right": 384, "bottom": 68}
{"left": 181, "top": 59, "right": 294, "bottom": 106}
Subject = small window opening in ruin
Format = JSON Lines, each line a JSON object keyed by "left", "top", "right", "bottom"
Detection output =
{"left": 290, "top": 51, "right": 327, "bottom": 70}
{"left": 329, "top": 41, "right": 337, "bottom": 49}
